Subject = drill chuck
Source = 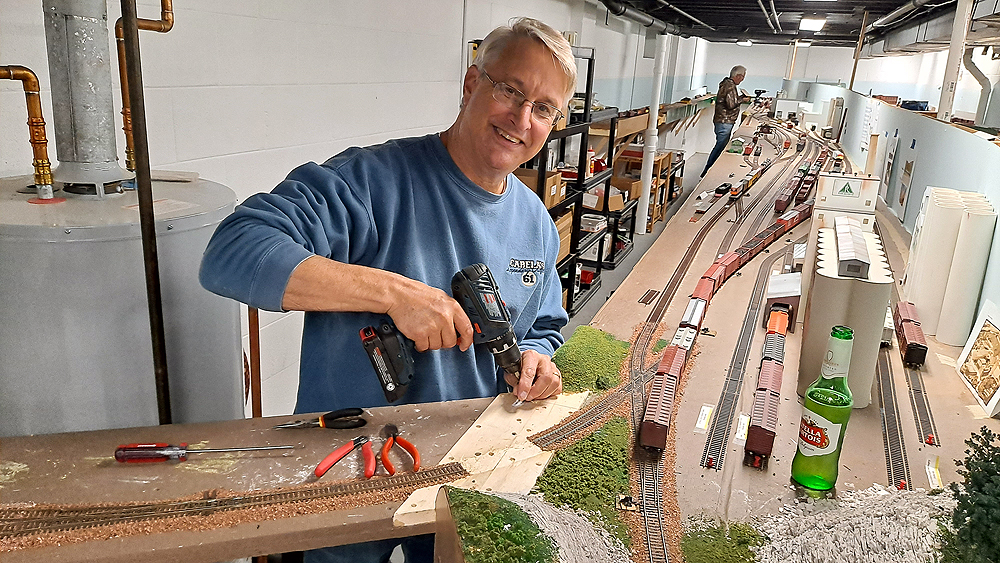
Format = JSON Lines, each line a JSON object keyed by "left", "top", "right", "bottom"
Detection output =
{"left": 488, "top": 329, "right": 522, "bottom": 375}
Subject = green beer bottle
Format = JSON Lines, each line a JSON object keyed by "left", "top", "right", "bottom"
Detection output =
{"left": 791, "top": 325, "right": 854, "bottom": 490}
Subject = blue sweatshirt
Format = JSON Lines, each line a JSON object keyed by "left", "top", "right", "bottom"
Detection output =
{"left": 199, "top": 134, "right": 567, "bottom": 413}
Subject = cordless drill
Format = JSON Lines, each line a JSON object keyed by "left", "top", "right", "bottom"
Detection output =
{"left": 362, "top": 263, "right": 521, "bottom": 403}
{"left": 450, "top": 263, "right": 522, "bottom": 378}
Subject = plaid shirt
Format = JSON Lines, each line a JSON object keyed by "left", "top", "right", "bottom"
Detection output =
{"left": 713, "top": 77, "right": 742, "bottom": 124}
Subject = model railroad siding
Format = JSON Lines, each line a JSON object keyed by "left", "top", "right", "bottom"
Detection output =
{"left": 638, "top": 167, "right": 817, "bottom": 453}
{"left": 762, "top": 332, "right": 785, "bottom": 365}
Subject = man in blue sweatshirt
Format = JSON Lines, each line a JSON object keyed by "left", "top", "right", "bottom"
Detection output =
{"left": 200, "top": 17, "right": 573, "bottom": 563}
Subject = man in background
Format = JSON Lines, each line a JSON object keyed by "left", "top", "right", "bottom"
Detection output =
{"left": 701, "top": 65, "right": 750, "bottom": 177}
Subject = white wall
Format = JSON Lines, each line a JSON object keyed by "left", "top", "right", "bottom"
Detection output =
{"left": 1, "top": 0, "right": 660, "bottom": 417}
{"left": 805, "top": 83, "right": 1000, "bottom": 330}
{"left": 5, "top": 0, "right": 996, "bottom": 416}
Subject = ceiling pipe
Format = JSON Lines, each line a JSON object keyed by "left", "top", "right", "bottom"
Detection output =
{"left": 769, "top": 0, "right": 783, "bottom": 32}
{"left": 849, "top": 10, "right": 869, "bottom": 90}
{"left": 652, "top": 0, "right": 715, "bottom": 31}
{"left": 600, "top": 0, "right": 681, "bottom": 35}
{"left": 938, "top": 0, "right": 975, "bottom": 122}
{"left": 962, "top": 47, "right": 992, "bottom": 124}
{"left": 867, "top": 0, "right": 936, "bottom": 32}
{"left": 757, "top": 0, "right": 778, "bottom": 33}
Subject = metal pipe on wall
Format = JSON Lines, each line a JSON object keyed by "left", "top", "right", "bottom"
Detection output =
{"left": 768, "top": 0, "right": 783, "bottom": 32}
{"left": 0, "top": 66, "right": 55, "bottom": 200}
{"left": 114, "top": 0, "right": 174, "bottom": 172}
{"left": 42, "top": 0, "right": 131, "bottom": 189}
{"left": 637, "top": 34, "right": 668, "bottom": 235}
{"left": 120, "top": 0, "right": 172, "bottom": 425}
{"left": 962, "top": 48, "right": 992, "bottom": 125}
{"left": 867, "top": 0, "right": 935, "bottom": 31}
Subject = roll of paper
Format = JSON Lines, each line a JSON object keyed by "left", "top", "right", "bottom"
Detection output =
{"left": 937, "top": 208, "right": 997, "bottom": 346}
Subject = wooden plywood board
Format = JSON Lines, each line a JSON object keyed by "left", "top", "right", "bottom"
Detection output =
{"left": 393, "top": 391, "right": 589, "bottom": 527}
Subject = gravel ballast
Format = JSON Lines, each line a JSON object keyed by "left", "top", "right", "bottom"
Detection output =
{"left": 754, "top": 485, "right": 956, "bottom": 563}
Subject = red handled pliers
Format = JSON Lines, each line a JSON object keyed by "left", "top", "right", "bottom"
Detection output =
{"left": 379, "top": 424, "right": 420, "bottom": 476}
{"left": 314, "top": 436, "right": 376, "bottom": 479}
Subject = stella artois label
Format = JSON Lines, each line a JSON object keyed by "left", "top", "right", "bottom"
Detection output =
{"left": 797, "top": 408, "right": 841, "bottom": 456}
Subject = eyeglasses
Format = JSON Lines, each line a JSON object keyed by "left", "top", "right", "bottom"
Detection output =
{"left": 480, "top": 70, "right": 565, "bottom": 126}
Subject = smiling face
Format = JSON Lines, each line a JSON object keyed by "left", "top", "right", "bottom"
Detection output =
{"left": 443, "top": 37, "right": 570, "bottom": 194}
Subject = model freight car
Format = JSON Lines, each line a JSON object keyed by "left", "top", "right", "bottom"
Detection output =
{"left": 893, "top": 301, "right": 928, "bottom": 367}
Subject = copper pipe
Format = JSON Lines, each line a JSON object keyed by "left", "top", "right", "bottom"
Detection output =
{"left": 0, "top": 65, "right": 54, "bottom": 190}
{"left": 115, "top": 0, "right": 174, "bottom": 172}
{"left": 248, "top": 307, "right": 263, "bottom": 418}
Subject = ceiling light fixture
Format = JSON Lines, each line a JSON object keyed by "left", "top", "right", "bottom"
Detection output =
{"left": 737, "top": 39, "right": 753, "bottom": 46}
{"left": 799, "top": 17, "right": 827, "bottom": 31}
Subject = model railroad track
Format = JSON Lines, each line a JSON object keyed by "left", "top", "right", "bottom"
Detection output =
{"left": 905, "top": 366, "right": 941, "bottom": 447}
{"left": 701, "top": 243, "right": 787, "bottom": 469}
{"left": 533, "top": 200, "right": 734, "bottom": 450}
{"left": 719, "top": 142, "right": 815, "bottom": 256}
{"left": 877, "top": 348, "right": 913, "bottom": 490}
{"left": 636, "top": 448, "right": 669, "bottom": 563}
{"left": 0, "top": 463, "right": 466, "bottom": 538}
{"left": 531, "top": 362, "right": 657, "bottom": 450}
{"left": 872, "top": 221, "right": 941, "bottom": 448}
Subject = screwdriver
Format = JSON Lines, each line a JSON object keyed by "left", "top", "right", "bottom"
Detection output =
{"left": 115, "top": 442, "right": 295, "bottom": 463}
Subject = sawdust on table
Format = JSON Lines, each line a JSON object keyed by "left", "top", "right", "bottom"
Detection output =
{"left": 0, "top": 461, "right": 29, "bottom": 487}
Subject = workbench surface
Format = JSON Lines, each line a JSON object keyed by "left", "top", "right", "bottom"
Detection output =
{"left": 1, "top": 397, "right": 492, "bottom": 562}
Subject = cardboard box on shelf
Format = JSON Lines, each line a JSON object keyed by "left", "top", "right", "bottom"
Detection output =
{"left": 611, "top": 175, "right": 643, "bottom": 200}
{"left": 515, "top": 168, "right": 564, "bottom": 208}
{"left": 583, "top": 190, "right": 626, "bottom": 212}
{"left": 555, "top": 210, "right": 573, "bottom": 262}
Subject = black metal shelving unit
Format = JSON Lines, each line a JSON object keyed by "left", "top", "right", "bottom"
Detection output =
{"left": 521, "top": 47, "right": 621, "bottom": 317}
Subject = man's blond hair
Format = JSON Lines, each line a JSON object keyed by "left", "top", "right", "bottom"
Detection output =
{"left": 475, "top": 17, "right": 577, "bottom": 105}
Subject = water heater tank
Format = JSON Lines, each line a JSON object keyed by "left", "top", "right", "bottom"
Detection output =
{"left": 0, "top": 175, "right": 243, "bottom": 437}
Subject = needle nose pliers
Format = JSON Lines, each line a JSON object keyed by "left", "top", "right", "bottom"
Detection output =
{"left": 379, "top": 424, "right": 420, "bottom": 476}
{"left": 273, "top": 408, "right": 366, "bottom": 430}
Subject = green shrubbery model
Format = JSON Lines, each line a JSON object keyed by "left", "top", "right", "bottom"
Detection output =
{"left": 552, "top": 326, "right": 629, "bottom": 392}
{"left": 533, "top": 417, "right": 631, "bottom": 547}
{"left": 445, "top": 487, "right": 556, "bottom": 563}
{"left": 940, "top": 425, "right": 1000, "bottom": 563}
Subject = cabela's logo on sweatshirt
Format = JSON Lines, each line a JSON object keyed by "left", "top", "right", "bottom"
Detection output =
{"left": 508, "top": 259, "right": 545, "bottom": 287}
